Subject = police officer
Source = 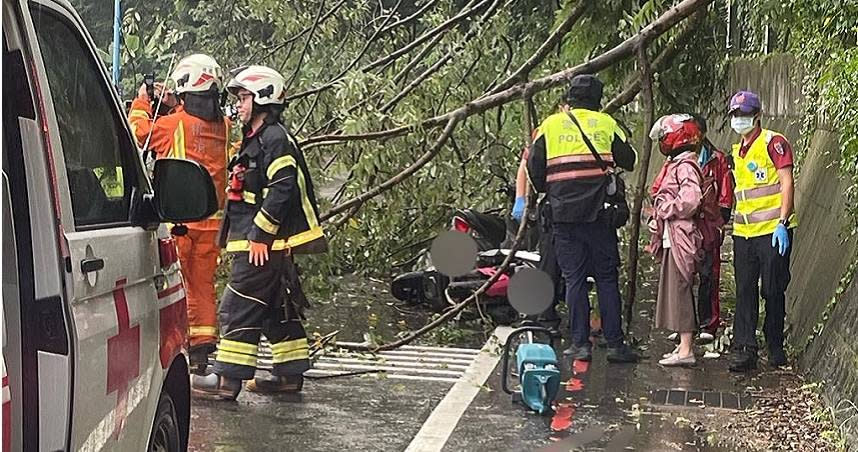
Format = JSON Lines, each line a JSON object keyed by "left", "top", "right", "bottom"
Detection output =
{"left": 727, "top": 91, "right": 797, "bottom": 371}
{"left": 526, "top": 74, "right": 638, "bottom": 363}
{"left": 192, "top": 65, "right": 327, "bottom": 399}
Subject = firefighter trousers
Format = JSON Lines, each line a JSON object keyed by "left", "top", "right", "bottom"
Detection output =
{"left": 213, "top": 250, "right": 311, "bottom": 380}
{"left": 175, "top": 228, "right": 219, "bottom": 348}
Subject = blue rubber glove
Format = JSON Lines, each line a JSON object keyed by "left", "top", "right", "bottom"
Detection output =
{"left": 511, "top": 196, "right": 526, "bottom": 221}
{"left": 772, "top": 223, "right": 790, "bottom": 256}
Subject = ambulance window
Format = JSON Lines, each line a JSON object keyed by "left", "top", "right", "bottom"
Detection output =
{"left": 29, "top": 7, "right": 138, "bottom": 228}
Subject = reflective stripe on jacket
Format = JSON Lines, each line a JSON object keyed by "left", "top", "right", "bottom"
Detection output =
{"left": 128, "top": 97, "right": 229, "bottom": 230}
{"left": 731, "top": 129, "right": 797, "bottom": 238}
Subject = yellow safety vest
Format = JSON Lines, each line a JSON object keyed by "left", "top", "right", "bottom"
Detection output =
{"left": 538, "top": 110, "right": 626, "bottom": 183}
{"left": 731, "top": 129, "right": 797, "bottom": 238}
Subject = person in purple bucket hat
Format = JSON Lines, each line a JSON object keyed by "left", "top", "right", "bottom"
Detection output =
{"left": 726, "top": 90, "right": 798, "bottom": 372}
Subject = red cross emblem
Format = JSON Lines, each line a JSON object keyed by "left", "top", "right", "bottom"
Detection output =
{"left": 106, "top": 279, "right": 140, "bottom": 440}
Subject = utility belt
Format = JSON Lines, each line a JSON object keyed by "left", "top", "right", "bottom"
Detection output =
{"left": 603, "top": 171, "right": 629, "bottom": 229}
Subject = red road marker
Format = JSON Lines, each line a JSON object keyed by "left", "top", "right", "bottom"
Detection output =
{"left": 550, "top": 403, "right": 576, "bottom": 432}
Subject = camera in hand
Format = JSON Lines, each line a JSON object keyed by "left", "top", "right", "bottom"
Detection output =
{"left": 143, "top": 73, "right": 174, "bottom": 117}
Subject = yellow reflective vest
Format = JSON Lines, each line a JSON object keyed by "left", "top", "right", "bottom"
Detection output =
{"left": 731, "top": 129, "right": 797, "bottom": 238}
{"left": 539, "top": 110, "right": 626, "bottom": 183}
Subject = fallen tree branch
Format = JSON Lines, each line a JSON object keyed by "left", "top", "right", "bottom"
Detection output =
{"left": 296, "top": 88, "right": 323, "bottom": 135}
{"left": 342, "top": 183, "right": 532, "bottom": 352}
{"left": 602, "top": 8, "right": 702, "bottom": 114}
{"left": 319, "top": 114, "right": 463, "bottom": 222}
{"left": 380, "top": 0, "right": 503, "bottom": 114}
{"left": 248, "top": 0, "right": 348, "bottom": 66}
{"left": 284, "top": 0, "right": 327, "bottom": 92}
{"left": 328, "top": 202, "right": 363, "bottom": 231}
{"left": 303, "top": 0, "right": 710, "bottom": 150}
{"left": 392, "top": 31, "right": 447, "bottom": 85}
{"left": 285, "top": 0, "right": 404, "bottom": 102}
{"left": 339, "top": 94, "right": 537, "bottom": 353}
{"left": 314, "top": 0, "right": 712, "bottom": 220}
{"left": 482, "top": 35, "right": 515, "bottom": 94}
{"left": 362, "top": 0, "right": 490, "bottom": 73}
{"left": 285, "top": 0, "right": 487, "bottom": 103}
{"left": 487, "top": 0, "right": 589, "bottom": 95}
{"left": 380, "top": 0, "right": 440, "bottom": 34}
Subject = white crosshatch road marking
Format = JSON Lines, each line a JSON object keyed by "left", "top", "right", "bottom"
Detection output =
{"left": 252, "top": 340, "right": 485, "bottom": 383}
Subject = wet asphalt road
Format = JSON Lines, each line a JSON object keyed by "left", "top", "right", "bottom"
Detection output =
{"left": 188, "top": 261, "right": 788, "bottom": 452}
{"left": 189, "top": 375, "right": 451, "bottom": 451}
{"left": 189, "top": 299, "right": 773, "bottom": 451}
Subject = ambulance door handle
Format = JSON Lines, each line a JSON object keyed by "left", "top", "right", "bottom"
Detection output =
{"left": 80, "top": 257, "right": 104, "bottom": 273}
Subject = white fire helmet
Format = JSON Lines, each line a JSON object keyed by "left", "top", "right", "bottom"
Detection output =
{"left": 226, "top": 65, "right": 287, "bottom": 106}
{"left": 170, "top": 53, "right": 223, "bottom": 94}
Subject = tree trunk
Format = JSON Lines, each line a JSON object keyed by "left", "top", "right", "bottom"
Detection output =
{"left": 624, "top": 42, "right": 655, "bottom": 329}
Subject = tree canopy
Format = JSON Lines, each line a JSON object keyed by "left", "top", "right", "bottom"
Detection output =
{"left": 72, "top": 0, "right": 858, "bottom": 281}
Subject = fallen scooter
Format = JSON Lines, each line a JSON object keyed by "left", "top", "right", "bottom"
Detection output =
{"left": 390, "top": 206, "right": 539, "bottom": 324}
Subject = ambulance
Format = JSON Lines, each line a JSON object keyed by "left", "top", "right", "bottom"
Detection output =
{"left": 2, "top": 0, "right": 218, "bottom": 450}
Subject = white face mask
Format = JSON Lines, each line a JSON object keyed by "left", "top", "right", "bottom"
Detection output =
{"left": 731, "top": 116, "right": 756, "bottom": 135}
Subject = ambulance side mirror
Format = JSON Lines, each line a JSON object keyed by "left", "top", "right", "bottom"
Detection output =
{"left": 152, "top": 158, "right": 219, "bottom": 223}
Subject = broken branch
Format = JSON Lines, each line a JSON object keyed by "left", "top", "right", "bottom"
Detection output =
{"left": 488, "top": 0, "right": 589, "bottom": 95}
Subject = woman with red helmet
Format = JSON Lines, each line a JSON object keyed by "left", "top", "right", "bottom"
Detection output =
{"left": 645, "top": 114, "right": 705, "bottom": 366}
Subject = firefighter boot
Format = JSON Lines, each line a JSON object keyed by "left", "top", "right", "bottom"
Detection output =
{"left": 191, "top": 373, "right": 242, "bottom": 401}
{"left": 245, "top": 374, "right": 304, "bottom": 394}
{"left": 188, "top": 343, "right": 216, "bottom": 375}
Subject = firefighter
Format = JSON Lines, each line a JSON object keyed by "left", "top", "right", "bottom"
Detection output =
{"left": 526, "top": 74, "right": 639, "bottom": 363}
{"left": 693, "top": 115, "right": 733, "bottom": 341}
{"left": 192, "top": 65, "right": 327, "bottom": 400}
{"left": 127, "top": 54, "right": 229, "bottom": 372}
{"left": 726, "top": 91, "right": 797, "bottom": 372}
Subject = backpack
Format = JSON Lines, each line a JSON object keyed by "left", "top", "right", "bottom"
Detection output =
{"left": 675, "top": 160, "right": 721, "bottom": 248}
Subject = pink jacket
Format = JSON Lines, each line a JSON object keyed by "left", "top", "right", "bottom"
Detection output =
{"left": 645, "top": 151, "right": 704, "bottom": 283}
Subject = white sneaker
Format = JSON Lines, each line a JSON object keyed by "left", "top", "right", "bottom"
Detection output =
{"left": 698, "top": 332, "right": 715, "bottom": 343}
{"left": 662, "top": 345, "right": 680, "bottom": 359}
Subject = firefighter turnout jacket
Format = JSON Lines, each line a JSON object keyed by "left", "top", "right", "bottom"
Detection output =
{"left": 128, "top": 97, "right": 229, "bottom": 229}
{"left": 223, "top": 120, "right": 326, "bottom": 254}
{"left": 526, "top": 109, "right": 636, "bottom": 223}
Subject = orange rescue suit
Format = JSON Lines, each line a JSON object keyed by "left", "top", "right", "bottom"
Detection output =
{"left": 129, "top": 96, "right": 229, "bottom": 348}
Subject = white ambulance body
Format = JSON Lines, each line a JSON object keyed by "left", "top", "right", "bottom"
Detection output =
{"left": 2, "top": 1, "right": 218, "bottom": 450}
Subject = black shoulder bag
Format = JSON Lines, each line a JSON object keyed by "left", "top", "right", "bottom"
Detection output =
{"left": 565, "top": 111, "right": 630, "bottom": 228}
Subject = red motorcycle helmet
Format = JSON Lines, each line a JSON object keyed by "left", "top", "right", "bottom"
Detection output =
{"left": 649, "top": 114, "right": 703, "bottom": 156}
